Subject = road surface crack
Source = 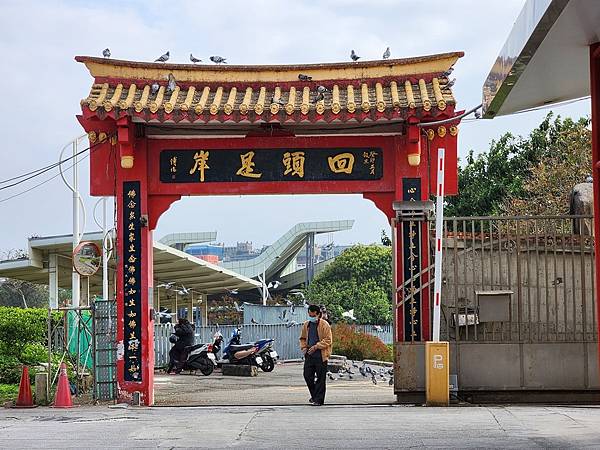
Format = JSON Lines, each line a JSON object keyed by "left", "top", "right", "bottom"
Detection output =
{"left": 236, "top": 411, "right": 261, "bottom": 441}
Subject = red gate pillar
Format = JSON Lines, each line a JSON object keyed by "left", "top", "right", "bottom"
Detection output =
{"left": 115, "top": 120, "right": 155, "bottom": 405}
{"left": 591, "top": 42, "right": 600, "bottom": 379}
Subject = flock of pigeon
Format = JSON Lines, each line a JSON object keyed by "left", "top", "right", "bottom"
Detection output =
{"left": 327, "top": 360, "right": 394, "bottom": 386}
{"left": 101, "top": 47, "right": 394, "bottom": 64}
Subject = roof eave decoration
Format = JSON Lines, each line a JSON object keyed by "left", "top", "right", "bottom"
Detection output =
{"left": 77, "top": 52, "right": 463, "bottom": 125}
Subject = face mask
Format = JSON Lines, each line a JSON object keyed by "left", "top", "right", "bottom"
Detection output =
{"left": 308, "top": 316, "right": 317, "bottom": 323}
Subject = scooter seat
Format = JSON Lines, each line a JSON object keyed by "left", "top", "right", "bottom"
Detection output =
{"left": 228, "top": 343, "right": 255, "bottom": 352}
{"left": 185, "top": 343, "right": 204, "bottom": 352}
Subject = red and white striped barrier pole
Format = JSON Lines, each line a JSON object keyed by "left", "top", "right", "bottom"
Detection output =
{"left": 432, "top": 148, "right": 445, "bottom": 342}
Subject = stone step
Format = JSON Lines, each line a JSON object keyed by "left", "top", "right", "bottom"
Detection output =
{"left": 222, "top": 364, "right": 258, "bottom": 377}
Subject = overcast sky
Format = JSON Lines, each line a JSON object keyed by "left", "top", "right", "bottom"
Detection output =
{"left": 0, "top": 0, "right": 591, "bottom": 253}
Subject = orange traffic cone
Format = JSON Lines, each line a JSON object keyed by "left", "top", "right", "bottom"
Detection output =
{"left": 53, "top": 363, "right": 73, "bottom": 408}
{"left": 14, "top": 365, "right": 36, "bottom": 408}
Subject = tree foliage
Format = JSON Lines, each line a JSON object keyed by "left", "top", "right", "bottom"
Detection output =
{"left": 446, "top": 113, "right": 591, "bottom": 217}
{"left": 305, "top": 245, "right": 392, "bottom": 324}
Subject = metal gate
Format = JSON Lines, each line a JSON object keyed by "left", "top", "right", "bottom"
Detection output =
{"left": 93, "top": 299, "right": 117, "bottom": 400}
{"left": 440, "top": 215, "right": 597, "bottom": 343}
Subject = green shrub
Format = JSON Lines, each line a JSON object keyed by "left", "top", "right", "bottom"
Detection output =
{"left": 0, "top": 307, "right": 48, "bottom": 360}
{"left": 0, "top": 355, "right": 23, "bottom": 384}
{"left": 332, "top": 324, "right": 392, "bottom": 362}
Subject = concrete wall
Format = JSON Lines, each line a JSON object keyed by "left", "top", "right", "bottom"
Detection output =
{"left": 394, "top": 341, "right": 600, "bottom": 402}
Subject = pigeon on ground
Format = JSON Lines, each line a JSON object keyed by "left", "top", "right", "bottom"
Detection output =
{"left": 151, "top": 82, "right": 160, "bottom": 95}
{"left": 328, "top": 372, "right": 336, "bottom": 381}
{"left": 155, "top": 51, "right": 170, "bottom": 62}
{"left": 388, "top": 377, "right": 394, "bottom": 386}
{"left": 383, "top": 47, "right": 390, "bottom": 59}
{"left": 350, "top": 49, "right": 360, "bottom": 62}
{"left": 338, "top": 373, "right": 344, "bottom": 379}
{"left": 210, "top": 56, "right": 227, "bottom": 64}
{"left": 359, "top": 366, "right": 367, "bottom": 377}
{"left": 190, "top": 53, "right": 202, "bottom": 63}
{"left": 352, "top": 360, "right": 359, "bottom": 368}
{"left": 348, "top": 374, "right": 353, "bottom": 380}
{"left": 102, "top": 48, "right": 111, "bottom": 58}
{"left": 298, "top": 74, "right": 312, "bottom": 81}
{"left": 372, "top": 374, "right": 378, "bottom": 385}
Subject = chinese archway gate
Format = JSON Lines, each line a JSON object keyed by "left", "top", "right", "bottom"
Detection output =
{"left": 76, "top": 52, "right": 463, "bottom": 405}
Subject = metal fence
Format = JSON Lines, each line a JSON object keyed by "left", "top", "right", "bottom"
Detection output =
{"left": 440, "top": 215, "right": 597, "bottom": 343}
{"left": 154, "top": 322, "right": 394, "bottom": 367}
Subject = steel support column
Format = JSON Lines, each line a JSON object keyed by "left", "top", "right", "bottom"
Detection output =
{"left": 591, "top": 42, "right": 600, "bottom": 380}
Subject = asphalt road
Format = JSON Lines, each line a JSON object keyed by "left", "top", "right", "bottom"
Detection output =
{"left": 154, "top": 361, "right": 395, "bottom": 406}
{"left": 2, "top": 404, "right": 600, "bottom": 448}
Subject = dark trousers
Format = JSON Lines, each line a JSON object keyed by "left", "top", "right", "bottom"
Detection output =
{"left": 303, "top": 356, "right": 327, "bottom": 404}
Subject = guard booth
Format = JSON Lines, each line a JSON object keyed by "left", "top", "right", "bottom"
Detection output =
{"left": 75, "top": 52, "right": 462, "bottom": 405}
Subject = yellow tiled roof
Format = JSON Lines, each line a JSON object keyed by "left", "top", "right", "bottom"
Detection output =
{"left": 77, "top": 53, "right": 462, "bottom": 123}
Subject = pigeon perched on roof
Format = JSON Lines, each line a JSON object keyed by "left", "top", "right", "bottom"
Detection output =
{"left": 382, "top": 47, "right": 390, "bottom": 60}
{"left": 442, "top": 67, "right": 454, "bottom": 78}
{"left": 155, "top": 51, "right": 170, "bottom": 62}
{"left": 190, "top": 53, "right": 202, "bottom": 64}
{"left": 317, "top": 85, "right": 328, "bottom": 94}
{"left": 251, "top": 318, "right": 258, "bottom": 324}
{"left": 446, "top": 78, "right": 456, "bottom": 89}
{"left": 210, "top": 56, "right": 227, "bottom": 64}
{"left": 314, "top": 92, "right": 324, "bottom": 103}
{"left": 151, "top": 82, "right": 160, "bottom": 95}
{"left": 350, "top": 50, "right": 360, "bottom": 62}
{"left": 102, "top": 48, "right": 111, "bottom": 58}
{"left": 298, "top": 74, "right": 312, "bottom": 81}
{"left": 167, "top": 74, "right": 176, "bottom": 93}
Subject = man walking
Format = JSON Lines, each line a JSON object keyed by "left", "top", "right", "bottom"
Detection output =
{"left": 299, "top": 304, "right": 333, "bottom": 406}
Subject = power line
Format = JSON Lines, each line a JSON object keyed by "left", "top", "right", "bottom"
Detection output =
{"left": 0, "top": 152, "right": 91, "bottom": 204}
{"left": 0, "top": 135, "right": 114, "bottom": 190}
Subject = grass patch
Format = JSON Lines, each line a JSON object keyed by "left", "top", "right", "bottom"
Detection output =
{"left": 0, "top": 384, "right": 19, "bottom": 403}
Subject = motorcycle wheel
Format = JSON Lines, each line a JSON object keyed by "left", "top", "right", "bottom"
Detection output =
{"left": 197, "top": 357, "right": 214, "bottom": 376}
{"left": 260, "top": 354, "right": 275, "bottom": 372}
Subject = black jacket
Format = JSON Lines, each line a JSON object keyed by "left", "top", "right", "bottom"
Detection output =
{"left": 174, "top": 322, "right": 195, "bottom": 347}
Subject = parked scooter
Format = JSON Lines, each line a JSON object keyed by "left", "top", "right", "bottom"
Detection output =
{"left": 172, "top": 331, "right": 224, "bottom": 376}
{"left": 219, "top": 328, "right": 267, "bottom": 368}
{"left": 253, "top": 338, "right": 278, "bottom": 372}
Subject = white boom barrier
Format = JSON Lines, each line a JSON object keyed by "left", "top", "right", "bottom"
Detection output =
{"left": 432, "top": 148, "right": 445, "bottom": 342}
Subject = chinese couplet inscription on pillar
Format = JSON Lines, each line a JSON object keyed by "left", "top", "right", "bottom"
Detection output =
{"left": 402, "top": 178, "right": 422, "bottom": 341}
{"left": 160, "top": 148, "right": 383, "bottom": 183}
{"left": 123, "top": 181, "right": 143, "bottom": 382}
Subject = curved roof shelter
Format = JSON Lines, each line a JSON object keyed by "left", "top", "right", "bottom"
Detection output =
{"left": 0, "top": 232, "right": 260, "bottom": 296}
{"left": 77, "top": 52, "right": 461, "bottom": 135}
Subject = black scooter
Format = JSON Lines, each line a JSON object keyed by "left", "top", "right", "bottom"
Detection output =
{"left": 171, "top": 331, "right": 223, "bottom": 376}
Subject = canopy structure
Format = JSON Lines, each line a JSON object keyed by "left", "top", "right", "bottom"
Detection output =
{"left": 0, "top": 232, "right": 260, "bottom": 296}
{"left": 482, "top": 0, "right": 600, "bottom": 117}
